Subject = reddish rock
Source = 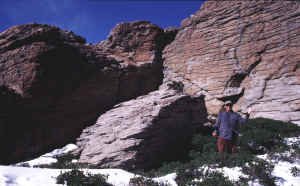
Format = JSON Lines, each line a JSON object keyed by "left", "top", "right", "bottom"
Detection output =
{"left": 97, "top": 21, "right": 170, "bottom": 66}
{"left": 71, "top": 0, "right": 300, "bottom": 170}
{"left": 3, "top": 0, "right": 299, "bottom": 170}
{"left": 163, "top": 0, "right": 300, "bottom": 124}
{"left": 0, "top": 22, "right": 86, "bottom": 97}
{"left": 0, "top": 21, "right": 174, "bottom": 164}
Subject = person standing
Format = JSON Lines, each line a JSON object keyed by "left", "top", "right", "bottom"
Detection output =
{"left": 212, "top": 100, "right": 251, "bottom": 153}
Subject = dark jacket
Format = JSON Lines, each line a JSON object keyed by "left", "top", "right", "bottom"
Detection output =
{"left": 213, "top": 111, "right": 249, "bottom": 140}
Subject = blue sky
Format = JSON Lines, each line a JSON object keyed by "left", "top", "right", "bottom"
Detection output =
{"left": 0, "top": 0, "right": 205, "bottom": 44}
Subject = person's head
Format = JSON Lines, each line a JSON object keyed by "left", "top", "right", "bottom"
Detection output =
{"left": 224, "top": 100, "right": 232, "bottom": 112}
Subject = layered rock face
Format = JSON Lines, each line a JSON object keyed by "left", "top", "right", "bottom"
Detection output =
{"left": 163, "top": 0, "right": 300, "bottom": 124}
{"left": 2, "top": 0, "right": 300, "bottom": 170}
{"left": 0, "top": 23, "right": 89, "bottom": 163}
{"left": 76, "top": 85, "right": 207, "bottom": 170}
{"left": 0, "top": 21, "right": 172, "bottom": 164}
{"left": 0, "top": 23, "right": 86, "bottom": 97}
{"left": 97, "top": 21, "right": 171, "bottom": 65}
{"left": 95, "top": 21, "right": 177, "bottom": 102}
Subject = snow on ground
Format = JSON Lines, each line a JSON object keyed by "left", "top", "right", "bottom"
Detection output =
{"left": 0, "top": 166, "right": 140, "bottom": 186}
{"left": 0, "top": 137, "right": 300, "bottom": 186}
{"left": 152, "top": 173, "right": 177, "bottom": 186}
{"left": 284, "top": 136, "right": 300, "bottom": 146}
{"left": 220, "top": 161, "right": 300, "bottom": 186}
{"left": 0, "top": 166, "right": 62, "bottom": 186}
{"left": 0, "top": 165, "right": 178, "bottom": 186}
{"left": 273, "top": 161, "right": 300, "bottom": 186}
{"left": 15, "top": 144, "right": 78, "bottom": 167}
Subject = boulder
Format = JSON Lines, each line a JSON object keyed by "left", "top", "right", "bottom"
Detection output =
{"left": 76, "top": 84, "right": 207, "bottom": 170}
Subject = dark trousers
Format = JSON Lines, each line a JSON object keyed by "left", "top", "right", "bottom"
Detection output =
{"left": 217, "top": 136, "right": 237, "bottom": 153}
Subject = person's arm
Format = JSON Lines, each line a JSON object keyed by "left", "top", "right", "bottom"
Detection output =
{"left": 238, "top": 108, "right": 252, "bottom": 125}
{"left": 238, "top": 113, "right": 249, "bottom": 125}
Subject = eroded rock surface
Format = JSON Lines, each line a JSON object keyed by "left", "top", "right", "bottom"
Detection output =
{"left": 1, "top": 0, "right": 300, "bottom": 170}
{"left": 163, "top": 0, "right": 300, "bottom": 124}
{"left": 0, "top": 21, "right": 173, "bottom": 164}
{"left": 76, "top": 85, "right": 207, "bottom": 170}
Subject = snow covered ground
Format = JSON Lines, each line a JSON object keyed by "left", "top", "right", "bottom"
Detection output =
{"left": 0, "top": 137, "right": 299, "bottom": 186}
{"left": 15, "top": 144, "right": 78, "bottom": 168}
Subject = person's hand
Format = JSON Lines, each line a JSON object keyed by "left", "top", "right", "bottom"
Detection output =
{"left": 247, "top": 107, "right": 252, "bottom": 114}
{"left": 212, "top": 130, "right": 217, "bottom": 136}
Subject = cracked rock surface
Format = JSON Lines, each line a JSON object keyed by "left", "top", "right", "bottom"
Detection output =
{"left": 0, "top": 21, "right": 172, "bottom": 164}
{"left": 1, "top": 0, "right": 300, "bottom": 170}
{"left": 163, "top": 0, "right": 300, "bottom": 124}
{"left": 76, "top": 85, "right": 207, "bottom": 170}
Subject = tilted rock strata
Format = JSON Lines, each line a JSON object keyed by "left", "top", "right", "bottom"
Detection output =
{"left": 0, "top": 21, "right": 173, "bottom": 164}
{"left": 0, "top": 23, "right": 90, "bottom": 163}
{"left": 96, "top": 21, "right": 176, "bottom": 67}
{"left": 163, "top": 0, "right": 300, "bottom": 124}
{"left": 0, "top": 22, "right": 85, "bottom": 97}
{"left": 76, "top": 86, "right": 207, "bottom": 170}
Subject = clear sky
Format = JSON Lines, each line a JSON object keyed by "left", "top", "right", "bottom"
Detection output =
{"left": 0, "top": 0, "right": 205, "bottom": 44}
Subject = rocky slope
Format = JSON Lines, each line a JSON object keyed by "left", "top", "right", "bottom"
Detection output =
{"left": 0, "top": 21, "right": 174, "bottom": 164}
{"left": 163, "top": 0, "right": 300, "bottom": 124}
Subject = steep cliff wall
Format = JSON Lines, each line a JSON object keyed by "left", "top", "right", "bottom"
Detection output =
{"left": 163, "top": 0, "right": 300, "bottom": 124}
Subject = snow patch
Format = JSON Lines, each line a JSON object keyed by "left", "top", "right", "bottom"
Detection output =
{"left": 15, "top": 144, "right": 78, "bottom": 167}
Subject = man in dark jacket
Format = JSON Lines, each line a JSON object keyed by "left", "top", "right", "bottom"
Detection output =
{"left": 212, "top": 100, "right": 251, "bottom": 153}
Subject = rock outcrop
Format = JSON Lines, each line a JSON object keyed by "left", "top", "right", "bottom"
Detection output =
{"left": 95, "top": 21, "right": 177, "bottom": 102}
{"left": 0, "top": 23, "right": 86, "bottom": 97}
{"left": 0, "top": 21, "right": 173, "bottom": 164}
{"left": 1, "top": 0, "right": 300, "bottom": 170}
{"left": 97, "top": 21, "right": 174, "bottom": 65}
{"left": 76, "top": 84, "right": 207, "bottom": 170}
{"left": 69, "top": 0, "right": 300, "bottom": 170}
{"left": 163, "top": 0, "right": 300, "bottom": 124}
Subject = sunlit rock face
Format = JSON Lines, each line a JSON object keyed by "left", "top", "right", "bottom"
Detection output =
{"left": 76, "top": 85, "right": 207, "bottom": 170}
{"left": 163, "top": 0, "right": 300, "bottom": 125}
{"left": 0, "top": 21, "right": 174, "bottom": 164}
{"left": 1, "top": 0, "right": 300, "bottom": 170}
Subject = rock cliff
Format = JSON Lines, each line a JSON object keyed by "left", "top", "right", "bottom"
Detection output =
{"left": 163, "top": 0, "right": 300, "bottom": 124}
{"left": 0, "top": 21, "right": 173, "bottom": 164}
{"left": 0, "top": 0, "right": 299, "bottom": 171}
{"left": 75, "top": 0, "right": 300, "bottom": 169}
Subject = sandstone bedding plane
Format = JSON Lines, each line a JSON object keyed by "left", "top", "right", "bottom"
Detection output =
{"left": 0, "top": 0, "right": 299, "bottom": 170}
